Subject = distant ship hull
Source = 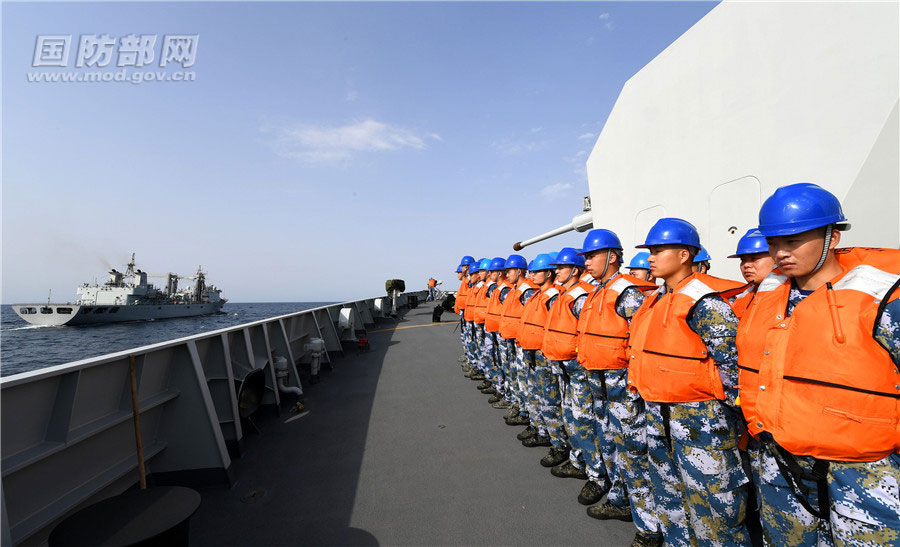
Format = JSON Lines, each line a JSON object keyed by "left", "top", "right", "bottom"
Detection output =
{"left": 11, "top": 301, "right": 226, "bottom": 326}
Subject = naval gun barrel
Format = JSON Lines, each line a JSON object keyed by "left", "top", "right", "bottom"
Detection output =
{"left": 512, "top": 211, "right": 594, "bottom": 251}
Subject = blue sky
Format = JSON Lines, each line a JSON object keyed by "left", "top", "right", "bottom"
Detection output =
{"left": 2, "top": 1, "right": 717, "bottom": 303}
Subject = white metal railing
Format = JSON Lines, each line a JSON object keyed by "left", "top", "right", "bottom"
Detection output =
{"left": 0, "top": 290, "right": 426, "bottom": 546}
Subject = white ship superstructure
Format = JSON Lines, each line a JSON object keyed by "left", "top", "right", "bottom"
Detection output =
{"left": 11, "top": 254, "right": 226, "bottom": 326}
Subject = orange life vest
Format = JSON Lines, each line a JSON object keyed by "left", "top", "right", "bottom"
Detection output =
{"left": 463, "top": 281, "right": 482, "bottom": 322}
{"left": 628, "top": 272, "right": 746, "bottom": 403}
{"left": 473, "top": 281, "right": 495, "bottom": 324}
{"left": 499, "top": 279, "right": 537, "bottom": 340}
{"left": 737, "top": 247, "right": 900, "bottom": 462}
{"left": 576, "top": 273, "right": 656, "bottom": 370}
{"left": 542, "top": 281, "right": 595, "bottom": 361}
{"left": 485, "top": 281, "right": 510, "bottom": 333}
{"left": 428, "top": 278, "right": 436, "bottom": 288}
{"left": 517, "top": 286, "right": 560, "bottom": 350}
{"left": 731, "top": 284, "right": 757, "bottom": 319}
{"left": 455, "top": 279, "right": 469, "bottom": 314}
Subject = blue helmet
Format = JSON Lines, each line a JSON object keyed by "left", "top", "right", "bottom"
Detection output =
{"left": 636, "top": 218, "right": 701, "bottom": 250}
{"left": 628, "top": 252, "right": 650, "bottom": 270}
{"left": 758, "top": 183, "right": 847, "bottom": 237}
{"left": 693, "top": 246, "right": 711, "bottom": 263}
{"left": 488, "top": 257, "right": 507, "bottom": 271}
{"left": 551, "top": 247, "right": 586, "bottom": 268}
{"left": 505, "top": 254, "right": 527, "bottom": 270}
{"left": 456, "top": 265, "right": 463, "bottom": 273}
{"left": 469, "top": 257, "right": 487, "bottom": 274}
{"left": 531, "top": 253, "right": 555, "bottom": 272}
{"left": 579, "top": 229, "right": 623, "bottom": 255}
{"left": 459, "top": 255, "right": 476, "bottom": 267}
{"left": 478, "top": 258, "right": 491, "bottom": 272}
{"left": 728, "top": 229, "right": 769, "bottom": 258}
{"left": 527, "top": 260, "right": 535, "bottom": 271}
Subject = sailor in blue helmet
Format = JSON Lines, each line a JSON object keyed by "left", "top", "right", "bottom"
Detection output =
{"left": 482, "top": 257, "right": 511, "bottom": 407}
{"left": 627, "top": 252, "right": 655, "bottom": 284}
{"left": 477, "top": 257, "right": 507, "bottom": 400}
{"left": 456, "top": 256, "right": 476, "bottom": 369}
{"left": 627, "top": 217, "right": 751, "bottom": 546}
{"left": 737, "top": 183, "right": 900, "bottom": 547}
{"left": 727, "top": 229, "right": 774, "bottom": 318}
{"left": 575, "top": 229, "right": 662, "bottom": 545}
{"left": 540, "top": 247, "right": 608, "bottom": 493}
{"left": 463, "top": 258, "right": 489, "bottom": 382}
{"left": 494, "top": 254, "right": 534, "bottom": 426}
{"left": 692, "top": 245, "right": 712, "bottom": 274}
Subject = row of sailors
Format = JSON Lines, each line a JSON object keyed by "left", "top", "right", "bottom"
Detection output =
{"left": 451, "top": 183, "right": 900, "bottom": 547}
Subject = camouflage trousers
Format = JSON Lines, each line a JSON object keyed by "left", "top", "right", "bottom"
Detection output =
{"left": 465, "top": 321, "right": 482, "bottom": 371}
{"left": 458, "top": 311, "right": 466, "bottom": 349}
{"left": 481, "top": 329, "right": 501, "bottom": 389}
{"left": 517, "top": 347, "right": 542, "bottom": 423}
{"left": 748, "top": 439, "right": 834, "bottom": 546}
{"left": 556, "top": 359, "right": 607, "bottom": 484}
{"left": 496, "top": 335, "right": 513, "bottom": 398}
{"left": 646, "top": 400, "right": 751, "bottom": 547}
{"left": 531, "top": 351, "right": 567, "bottom": 449}
{"left": 828, "top": 454, "right": 900, "bottom": 547}
{"left": 590, "top": 368, "right": 659, "bottom": 534}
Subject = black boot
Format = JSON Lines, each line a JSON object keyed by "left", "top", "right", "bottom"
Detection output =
{"left": 504, "top": 414, "right": 529, "bottom": 426}
{"left": 629, "top": 531, "right": 663, "bottom": 547}
{"left": 516, "top": 425, "right": 537, "bottom": 441}
{"left": 577, "top": 480, "right": 608, "bottom": 505}
{"left": 587, "top": 501, "right": 634, "bottom": 522}
{"left": 540, "top": 448, "right": 569, "bottom": 467}
{"left": 550, "top": 461, "right": 588, "bottom": 480}
{"left": 522, "top": 434, "right": 552, "bottom": 447}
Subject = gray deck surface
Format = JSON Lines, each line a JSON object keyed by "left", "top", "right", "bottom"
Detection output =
{"left": 190, "top": 304, "right": 636, "bottom": 546}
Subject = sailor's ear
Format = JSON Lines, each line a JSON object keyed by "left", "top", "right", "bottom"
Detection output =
{"left": 829, "top": 229, "right": 841, "bottom": 249}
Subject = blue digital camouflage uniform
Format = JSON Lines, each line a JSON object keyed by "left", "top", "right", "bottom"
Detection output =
{"left": 644, "top": 292, "right": 751, "bottom": 547}
{"left": 481, "top": 283, "right": 500, "bottom": 389}
{"left": 532, "top": 347, "right": 568, "bottom": 448}
{"left": 555, "top": 278, "right": 610, "bottom": 485}
{"left": 510, "top": 287, "right": 537, "bottom": 419}
{"left": 769, "top": 288, "right": 900, "bottom": 547}
{"left": 588, "top": 275, "right": 660, "bottom": 534}
{"left": 495, "top": 285, "right": 513, "bottom": 399}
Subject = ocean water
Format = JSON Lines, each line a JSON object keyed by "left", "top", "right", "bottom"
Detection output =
{"left": 0, "top": 302, "right": 334, "bottom": 377}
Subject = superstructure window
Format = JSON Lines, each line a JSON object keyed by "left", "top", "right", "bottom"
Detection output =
{"left": 21, "top": 307, "right": 37, "bottom": 314}
{"left": 56, "top": 308, "right": 72, "bottom": 314}
{"left": 40, "top": 307, "right": 53, "bottom": 314}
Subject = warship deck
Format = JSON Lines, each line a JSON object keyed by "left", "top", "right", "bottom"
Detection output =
{"left": 190, "top": 303, "right": 635, "bottom": 546}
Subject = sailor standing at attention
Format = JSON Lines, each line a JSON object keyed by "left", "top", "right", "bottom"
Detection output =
{"left": 482, "top": 257, "right": 511, "bottom": 407}
{"left": 627, "top": 218, "right": 751, "bottom": 547}
{"left": 575, "top": 229, "right": 661, "bottom": 547}
{"left": 542, "top": 247, "right": 611, "bottom": 499}
{"left": 737, "top": 183, "right": 900, "bottom": 547}
{"left": 456, "top": 256, "right": 476, "bottom": 368}
{"left": 726, "top": 230, "right": 774, "bottom": 319}
{"left": 497, "top": 254, "right": 536, "bottom": 427}
{"left": 463, "top": 258, "right": 488, "bottom": 382}
{"left": 516, "top": 254, "right": 569, "bottom": 464}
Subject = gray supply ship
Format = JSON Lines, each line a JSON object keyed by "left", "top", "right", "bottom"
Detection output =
{"left": 11, "top": 254, "right": 226, "bottom": 327}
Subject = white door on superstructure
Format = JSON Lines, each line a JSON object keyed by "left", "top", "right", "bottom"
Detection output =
{"left": 708, "top": 176, "right": 761, "bottom": 281}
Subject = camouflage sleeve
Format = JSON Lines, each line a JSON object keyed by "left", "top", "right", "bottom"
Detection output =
{"left": 572, "top": 294, "right": 587, "bottom": 318}
{"left": 499, "top": 286, "right": 511, "bottom": 303}
{"left": 614, "top": 286, "right": 645, "bottom": 324}
{"left": 875, "top": 298, "right": 900, "bottom": 366}
{"left": 688, "top": 295, "right": 741, "bottom": 408}
{"left": 520, "top": 288, "right": 536, "bottom": 305}
{"left": 546, "top": 294, "right": 558, "bottom": 310}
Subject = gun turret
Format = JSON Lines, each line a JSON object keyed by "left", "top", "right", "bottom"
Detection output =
{"left": 512, "top": 211, "right": 593, "bottom": 251}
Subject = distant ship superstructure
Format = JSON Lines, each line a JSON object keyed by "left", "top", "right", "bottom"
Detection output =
{"left": 12, "top": 254, "right": 226, "bottom": 326}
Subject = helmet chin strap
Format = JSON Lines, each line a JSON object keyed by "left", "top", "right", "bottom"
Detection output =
{"left": 598, "top": 250, "right": 611, "bottom": 281}
{"left": 812, "top": 224, "right": 833, "bottom": 274}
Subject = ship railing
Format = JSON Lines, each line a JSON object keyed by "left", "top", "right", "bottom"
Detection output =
{"left": 0, "top": 290, "right": 427, "bottom": 547}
